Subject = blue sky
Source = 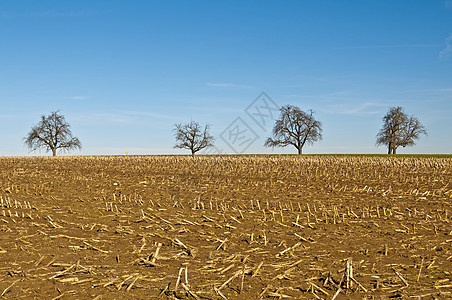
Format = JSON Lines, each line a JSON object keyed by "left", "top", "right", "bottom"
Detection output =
{"left": 1, "top": 0, "right": 451, "bottom": 155}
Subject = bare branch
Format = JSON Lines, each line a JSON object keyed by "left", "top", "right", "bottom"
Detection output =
{"left": 24, "top": 111, "right": 82, "bottom": 156}
{"left": 173, "top": 121, "right": 215, "bottom": 155}
{"left": 376, "top": 106, "right": 427, "bottom": 154}
{"left": 264, "top": 105, "right": 322, "bottom": 154}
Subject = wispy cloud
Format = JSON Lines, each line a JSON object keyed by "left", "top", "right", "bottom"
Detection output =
{"left": 326, "top": 102, "right": 386, "bottom": 115}
{"left": 338, "top": 44, "right": 439, "bottom": 50}
{"left": 312, "top": 145, "right": 378, "bottom": 153}
{"left": 284, "top": 90, "right": 365, "bottom": 101}
{"left": 205, "top": 82, "right": 255, "bottom": 89}
{"left": 406, "top": 88, "right": 452, "bottom": 94}
{"left": 188, "top": 106, "right": 243, "bottom": 114}
{"left": 118, "top": 110, "right": 179, "bottom": 120}
{"left": 72, "top": 110, "right": 178, "bottom": 125}
{"left": 72, "top": 112, "right": 134, "bottom": 124}
{"left": 0, "top": 113, "right": 19, "bottom": 120}
{"left": 71, "top": 96, "right": 88, "bottom": 100}
{"left": 0, "top": 10, "right": 93, "bottom": 18}
{"left": 439, "top": 33, "right": 452, "bottom": 59}
{"left": 88, "top": 147, "right": 178, "bottom": 155}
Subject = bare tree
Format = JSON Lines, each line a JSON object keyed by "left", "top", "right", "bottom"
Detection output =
{"left": 24, "top": 111, "right": 82, "bottom": 156}
{"left": 376, "top": 106, "right": 427, "bottom": 154}
{"left": 173, "top": 121, "right": 215, "bottom": 156}
{"left": 265, "top": 105, "right": 322, "bottom": 154}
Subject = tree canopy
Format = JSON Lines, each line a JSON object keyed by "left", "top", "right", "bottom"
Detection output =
{"left": 264, "top": 105, "right": 322, "bottom": 154}
{"left": 173, "top": 121, "right": 215, "bottom": 156}
{"left": 24, "top": 111, "right": 81, "bottom": 156}
{"left": 376, "top": 106, "right": 427, "bottom": 154}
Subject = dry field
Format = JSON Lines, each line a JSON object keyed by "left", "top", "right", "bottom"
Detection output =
{"left": 0, "top": 155, "right": 451, "bottom": 299}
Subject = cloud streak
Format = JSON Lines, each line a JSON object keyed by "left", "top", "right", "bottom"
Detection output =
{"left": 205, "top": 82, "right": 255, "bottom": 89}
{"left": 439, "top": 33, "right": 452, "bottom": 59}
{"left": 326, "top": 102, "right": 386, "bottom": 115}
{"left": 406, "top": 88, "right": 452, "bottom": 94}
{"left": 72, "top": 110, "right": 179, "bottom": 125}
{"left": 0, "top": 10, "right": 93, "bottom": 18}
{"left": 118, "top": 110, "right": 179, "bottom": 120}
{"left": 338, "top": 44, "right": 439, "bottom": 50}
{"left": 71, "top": 96, "right": 88, "bottom": 100}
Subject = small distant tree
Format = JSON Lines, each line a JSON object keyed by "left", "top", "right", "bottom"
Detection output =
{"left": 173, "top": 121, "right": 215, "bottom": 156}
{"left": 376, "top": 106, "right": 427, "bottom": 154}
{"left": 24, "top": 111, "right": 81, "bottom": 156}
{"left": 265, "top": 105, "right": 322, "bottom": 154}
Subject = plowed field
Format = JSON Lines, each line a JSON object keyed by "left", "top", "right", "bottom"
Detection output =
{"left": 0, "top": 155, "right": 451, "bottom": 299}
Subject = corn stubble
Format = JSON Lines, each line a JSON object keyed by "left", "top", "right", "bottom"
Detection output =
{"left": 0, "top": 155, "right": 451, "bottom": 299}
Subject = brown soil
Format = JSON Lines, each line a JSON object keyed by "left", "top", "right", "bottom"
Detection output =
{"left": 0, "top": 155, "right": 451, "bottom": 299}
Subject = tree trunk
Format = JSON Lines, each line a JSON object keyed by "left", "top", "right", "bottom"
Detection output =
{"left": 191, "top": 149, "right": 195, "bottom": 156}
{"left": 392, "top": 147, "right": 397, "bottom": 155}
{"left": 298, "top": 146, "right": 303, "bottom": 155}
{"left": 52, "top": 148, "right": 57, "bottom": 156}
{"left": 387, "top": 142, "right": 392, "bottom": 154}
